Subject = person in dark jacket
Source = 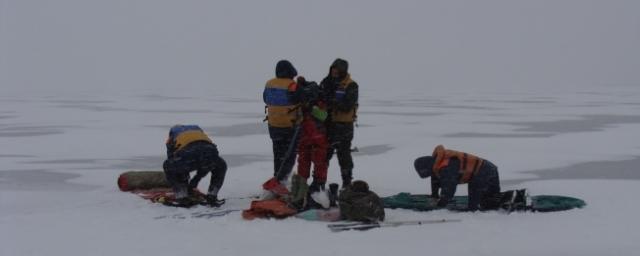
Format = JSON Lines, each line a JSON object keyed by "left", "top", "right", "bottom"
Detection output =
{"left": 414, "top": 145, "right": 501, "bottom": 211}
{"left": 262, "top": 60, "right": 302, "bottom": 194}
{"left": 320, "top": 58, "right": 359, "bottom": 188}
{"left": 163, "top": 124, "right": 227, "bottom": 207}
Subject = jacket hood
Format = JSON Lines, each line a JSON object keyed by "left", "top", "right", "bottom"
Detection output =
{"left": 414, "top": 156, "right": 434, "bottom": 178}
{"left": 328, "top": 58, "right": 349, "bottom": 79}
{"left": 275, "top": 60, "right": 298, "bottom": 79}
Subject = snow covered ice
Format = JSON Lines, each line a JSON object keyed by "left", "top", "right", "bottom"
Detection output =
{"left": 2, "top": 88, "right": 639, "bottom": 256}
{"left": 2, "top": 1, "right": 640, "bottom": 255}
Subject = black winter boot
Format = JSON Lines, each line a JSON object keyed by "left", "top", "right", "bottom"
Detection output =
{"left": 205, "top": 194, "right": 225, "bottom": 207}
{"left": 512, "top": 189, "right": 528, "bottom": 211}
{"left": 309, "top": 181, "right": 326, "bottom": 193}
{"left": 329, "top": 183, "right": 339, "bottom": 207}
{"left": 341, "top": 170, "right": 353, "bottom": 189}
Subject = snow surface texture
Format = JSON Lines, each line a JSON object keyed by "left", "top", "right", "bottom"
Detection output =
{"left": 2, "top": 88, "right": 640, "bottom": 256}
{"left": 2, "top": 1, "right": 640, "bottom": 256}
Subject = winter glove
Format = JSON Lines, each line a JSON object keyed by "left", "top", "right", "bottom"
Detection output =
{"left": 262, "top": 177, "right": 290, "bottom": 196}
{"left": 296, "top": 76, "right": 306, "bottom": 85}
{"left": 311, "top": 105, "right": 328, "bottom": 122}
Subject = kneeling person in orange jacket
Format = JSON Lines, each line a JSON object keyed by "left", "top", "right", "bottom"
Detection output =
{"left": 414, "top": 145, "right": 501, "bottom": 211}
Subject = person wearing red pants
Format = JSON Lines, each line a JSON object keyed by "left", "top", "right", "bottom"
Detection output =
{"left": 295, "top": 77, "right": 329, "bottom": 193}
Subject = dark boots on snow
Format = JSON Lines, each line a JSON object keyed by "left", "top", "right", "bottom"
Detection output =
{"left": 163, "top": 194, "right": 225, "bottom": 208}
{"left": 341, "top": 169, "right": 353, "bottom": 188}
{"left": 205, "top": 194, "right": 226, "bottom": 207}
{"left": 329, "top": 183, "right": 339, "bottom": 207}
{"left": 499, "top": 189, "right": 528, "bottom": 211}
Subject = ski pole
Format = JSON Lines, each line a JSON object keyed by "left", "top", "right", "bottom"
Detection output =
{"left": 274, "top": 123, "right": 302, "bottom": 181}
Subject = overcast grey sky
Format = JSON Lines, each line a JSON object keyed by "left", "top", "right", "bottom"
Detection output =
{"left": 1, "top": 0, "right": 639, "bottom": 96}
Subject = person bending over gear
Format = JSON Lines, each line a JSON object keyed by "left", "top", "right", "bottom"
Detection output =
{"left": 163, "top": 124, "right": 227, "bottom": 207}
{"left": 320, "top": 58, "right": 359, "bottom": 188}
{"left": 414, "top": 145, "right": 501, "bottom": 211}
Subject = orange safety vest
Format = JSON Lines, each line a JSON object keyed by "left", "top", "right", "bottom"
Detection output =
{"left": 431, "top": 145, "right": 484, "bottom": 184}
{"left": 264, "top": 78, "right": 300, "bottom": 128}
{"left": 331, "top": 75, "right": 358, "bottom": 123}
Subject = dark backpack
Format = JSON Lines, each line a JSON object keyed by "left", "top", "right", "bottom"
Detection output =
{"left": 338, "top": 180, "right": 385, "bottom": 222}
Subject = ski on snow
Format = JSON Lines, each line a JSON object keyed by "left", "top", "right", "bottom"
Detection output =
{"left": 328, "top": 219, "right": 462, "bottom": 232}
{"left": 154, "top": 208, "right": 242, "bottom": 220}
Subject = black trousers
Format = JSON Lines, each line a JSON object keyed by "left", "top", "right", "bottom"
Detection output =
{"left": 326, "top": 122, "right": 354, "bottom": 182}
{"left": 163, "top": 142, "right": 227, "bottom": 196}
{"left": 468, "top": 160, "right": 501, "bottom": 210}
{"left": 269, "top": 126, "right": 299, "bottom": 181}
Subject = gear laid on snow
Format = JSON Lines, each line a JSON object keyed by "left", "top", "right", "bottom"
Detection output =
{"left": 289, "top": 174, "right": 310, "bottom": 210}
{"left": 117, "top": 171, "right": 170, "bottom": 191}
{"left": 242, "top": 199, "right": 298, "bottom": 220}
{"left": 328, "top": 218, "right": 462, "bottom": 232}
{"left": 117, "top": 170, "right": 233, "bottom": 208}
{"left": 295, "top": 208, "right": 342, "bottom": 222}
{"left": 262, "top": 176, "right": 290, "bottom": 196}
{"left": 382, "top": 192, "right": 586, "bottom": 212}
{"left": 337, "top": 180, "right": 385, "bottom": 222}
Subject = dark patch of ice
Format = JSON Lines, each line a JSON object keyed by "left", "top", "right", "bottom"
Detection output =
{"left": 366, "top": 99, "right": 502, "bottom": 110}
{"left": 136, "top": 94, "right": 199, "bottom": 101}
{"left": 509, "top": 115, "right": 640, "bottom": 134}
{"left": 0, "top": 154, "right": 35, "bottom": 158}
{"left": 145, "top": 123, "right": 267, "bottom": 137}
{"left": 138, "top": 109, "right": 214, "bottom": 114}
{"left": 47, "top": 99, "right": 115, "bottom": 104}
{"left": 0, "top": 115, "right": 17, "bottom": 120}
{"left": 359, "top": 111, "right": 444, "bottom": 117}
{"left": 110, "top": 154, "right": 271, "bottom": 170}
{"left": 504, "top": 156, "right": 640, "bottom": 186}
{"left": 203, "top": 123, "right": 268, "bottom": 137}
{"left": 0, "top": 125, "right": 79, "bottom": 137}
{"left": 467, "top": 99, "right": 557, "bottom": 104}
{"left": 0, "top": 169, "right": 98, "bottom": 191}
{"left": 24, "top": 159, "right": 100, "bottom": 165}
{"left": 54, "top": 104, "right": 131, "bottom": 112}
{"left": 353, "top": 144, "right": 394, "bottom": 156}
{"left": 461, "top": 115, "right": 640, "bottom": 138}
{"left": 443, "top": 132, "right": 554, "bottom": 138}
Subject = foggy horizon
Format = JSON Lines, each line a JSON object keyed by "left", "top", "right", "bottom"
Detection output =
{"left": 2, "top": 0, "right": 639, "bottom": 96}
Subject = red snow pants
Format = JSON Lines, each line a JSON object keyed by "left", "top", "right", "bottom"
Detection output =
{"left": 297, "top": 117, "right": 328, "bottom": 183}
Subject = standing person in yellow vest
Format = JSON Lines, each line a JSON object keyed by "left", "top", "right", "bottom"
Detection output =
{"left": 262, "top": 60, "right": 302, "bottom": 194}
{"left": 414, "top": 145, "right": 501, "bottom": 211}
{"left": 163, "top": 125, "right": 227, "bottom": 208}
{"left": 320, "top": 58, "right": 358, "bottom": 188}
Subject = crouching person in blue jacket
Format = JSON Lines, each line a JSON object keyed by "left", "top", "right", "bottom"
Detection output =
{"left": 163, "top": 124, "right": 227, "bottom": 207}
